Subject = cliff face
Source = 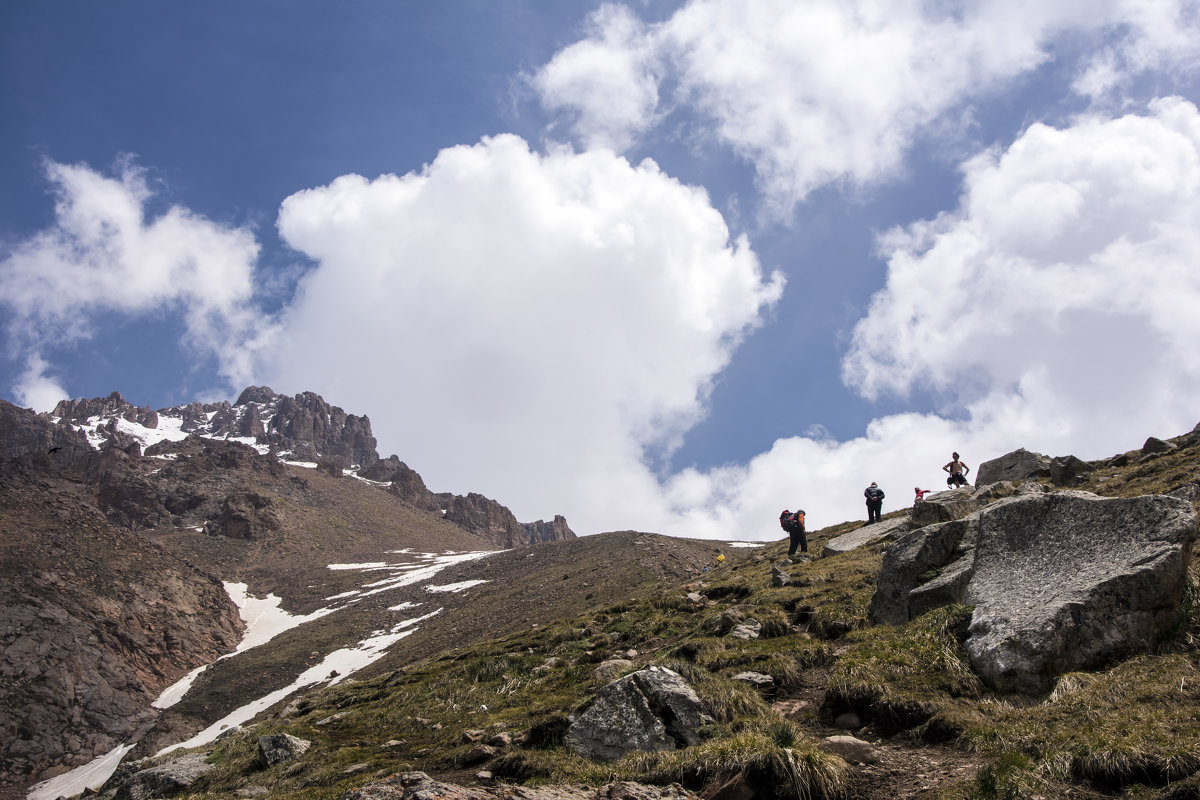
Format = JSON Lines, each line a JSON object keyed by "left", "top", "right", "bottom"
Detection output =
{"left": 0, "top": 452, "right": 244, "bottom": 788}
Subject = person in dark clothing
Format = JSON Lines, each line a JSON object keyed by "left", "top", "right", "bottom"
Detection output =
{"left": 780, "top": 509, "right": 807, "bottom": 559}
{"left": 864, "top": 482, "right": 885, "bottom": 523}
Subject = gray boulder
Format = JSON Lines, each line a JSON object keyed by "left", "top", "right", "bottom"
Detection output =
{"left": 565, "top": 666, "right": 711, "bottom": 761}
{"left": 868, "top": 515, "right": 979, "bottom": 626}
{"left": 975, "top": 448, "right": 1051, "bottom": 487}
{"left": 1168, "top": 484, "right": 1200, "bottom": 504}
{"left": 822, "top": 517, "right": 909, "bottom": 557}
{"left": 107, "top": 753, "right": 215, "bottom": 800}
{"left": 257, "top": 733, "right": 311, "bottom": 768}
{"left": 1142, "top": 436, "right": 1178, "bottom": 455}
{"left": 963, "top": 492, "right": 1195, "bottom": 692}
{"left": 909, "top": 489, "right": 987, "bottom": 528}
{"left": 870, "top": 490, "right": 1197, "bottom": 693}
{"left": 1049, "top": 454, "right": 1095, "bottom": 486}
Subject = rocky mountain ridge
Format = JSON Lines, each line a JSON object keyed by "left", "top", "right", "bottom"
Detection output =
{"left": 5, "top": 392, "right": 1200, "bottom": 800}
{"left": 43, "top": 386, "right": 574, "bottom": 548}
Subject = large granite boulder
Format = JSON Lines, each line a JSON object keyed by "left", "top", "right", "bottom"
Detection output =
{"left": 565, "top": 666, "right": 711, "bottom": 761}
{"left": 870, "top": 491, "right": 1196, "bottom": 693}
{"left": 975, "top": 448, "right": 1051, "bottom": 487}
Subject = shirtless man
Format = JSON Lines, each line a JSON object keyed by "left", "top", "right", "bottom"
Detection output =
{"left": 943, "top": 452, "right": 970, "bottom": 488}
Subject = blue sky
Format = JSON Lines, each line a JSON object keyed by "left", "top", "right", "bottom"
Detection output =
{"left": 4, "top": 1, "right": 1200, "bottom": 539}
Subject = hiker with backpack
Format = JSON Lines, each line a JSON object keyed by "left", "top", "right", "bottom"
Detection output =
{"left": 864, "top": 482, "right": 885, "bottom": 523}
{"left": 779, "top": 509, "right": 807, "bottom": 560}
{"left": 943, "top": 452, "right": 970, "bottom": 488}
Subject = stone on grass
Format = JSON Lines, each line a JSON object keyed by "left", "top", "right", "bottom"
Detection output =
{"left": 565, "top": 666, "right": 712, "bottom": 762}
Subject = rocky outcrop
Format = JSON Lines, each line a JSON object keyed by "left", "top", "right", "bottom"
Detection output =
{"left": 0, "top": 399, "right": 93, "bottom": 465}
{"left": 975, "top": 448, "right": 1051, "bottom": 487}
{"left": 566, "top": 667, "right": 712, "bottom": 762}
{"left": 217, "top": 492, "right": 282, "bottom": 539}
{"left": 909, "top": 489, "right": 988, "bottom": 528}
{"left": 1048, "top": 454, "right": 1095, "bottom": 486}
{"left": 822, "top": 517, "right": 909, "bottom": 556}
{"left": 340, "top": 771, "right": 701, "bottom": 800}
{"left": 870, "top": 490, "right": 1197, "bottom": 693}
{"left": 257, "top": 733, "right": 311, "bottom": 767}
{"left": 102, "top": 752, "right": 215, "bottom": 800}
{"left": 0, "top": 458, "right": 244, "bottom": 787}
{"left": 361, "top": 456, "right": 575, "bottom": 547}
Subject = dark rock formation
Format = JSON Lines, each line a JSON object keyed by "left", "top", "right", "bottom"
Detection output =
{"left": 565, "top": 667, "right": 712, "bottom": 761}
{"left": 0, "top": 401, "right": 246, "bottom": 789}
{"left": 257, "top": 733, "right": 311, "bottom": 768}
{"left": 1142, "top": 436, "right": 1178, "bottom": 455}
{"left": 870, "top": 490, "right": 1197, "bottom": 693}
{"left": 1049, "top": 454, "right": 1095, "bottom": 486}
{"left": 217, "top": 492, "right": 281, "bottom": 539}
{"left": 975, "top": 448, "right": 1051, "bottom": 487}
{"left": 0, "top": 398, "right": 93, "bottom": 465}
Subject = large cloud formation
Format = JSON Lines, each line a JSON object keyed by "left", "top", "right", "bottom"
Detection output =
{"left": 254, "top": 135, "right": 784, "bottom": 532}
{"left": 535, "top": 0, "right": 1200, "bottom": 217}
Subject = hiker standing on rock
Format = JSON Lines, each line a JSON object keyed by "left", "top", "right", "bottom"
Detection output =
{"left": 864, "top": 482, "right": 884, "bottom": 523}
{"left": 943, "top": 452, "right": 970, "bottom": 488}
{"left": 779, "top": 509, "right": 807, "bottom": 560}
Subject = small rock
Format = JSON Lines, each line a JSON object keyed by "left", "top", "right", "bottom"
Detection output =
{"left": 770, "top": 565, "right": 790, "bottom": 587}
{"left": 461, "top": 744, "right": 498, "bottom": 765}
{"left": 343, "top": 762, "right": 371, "bottom": 775}
{"left": 316, "top": 711, "right": 350, "bottom": 726}
{"left": 729, "top": 622, "right": 761, "bottom": 640}
{"left": 730, "top": 672, "right": 775, "bottom": 695}
{"left": 821, "top": 734, "right": 879, "bottom": 764}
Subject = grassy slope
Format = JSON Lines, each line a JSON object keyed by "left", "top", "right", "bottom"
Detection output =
{"left": 124, "top": 435, "right": 1200, "bottom": 800}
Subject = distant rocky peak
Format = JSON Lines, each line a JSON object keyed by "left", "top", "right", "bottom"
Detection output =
{"left": 51, "top": 386, "right": 380, "bottom": 469}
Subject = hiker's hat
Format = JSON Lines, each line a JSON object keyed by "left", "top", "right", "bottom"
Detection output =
{"left": 870, "top": 481, "right": 877, "bottom": 486}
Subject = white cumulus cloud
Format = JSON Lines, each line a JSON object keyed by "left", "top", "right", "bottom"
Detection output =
{"left": 0, "top": 159, "right": 262, "bottom": 409}
{"left": 253, "top": 134, "right": 784, "bottom": 534}
{"left": 534, "top": 0, "right": 1200, "bottom": 217}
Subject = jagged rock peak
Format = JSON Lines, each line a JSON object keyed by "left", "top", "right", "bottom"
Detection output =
{"left": 47, "top": 387, "right": 380, "bottom": 468}
{"left": 235, "top": 385, "right": 278, "bottom": 406}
